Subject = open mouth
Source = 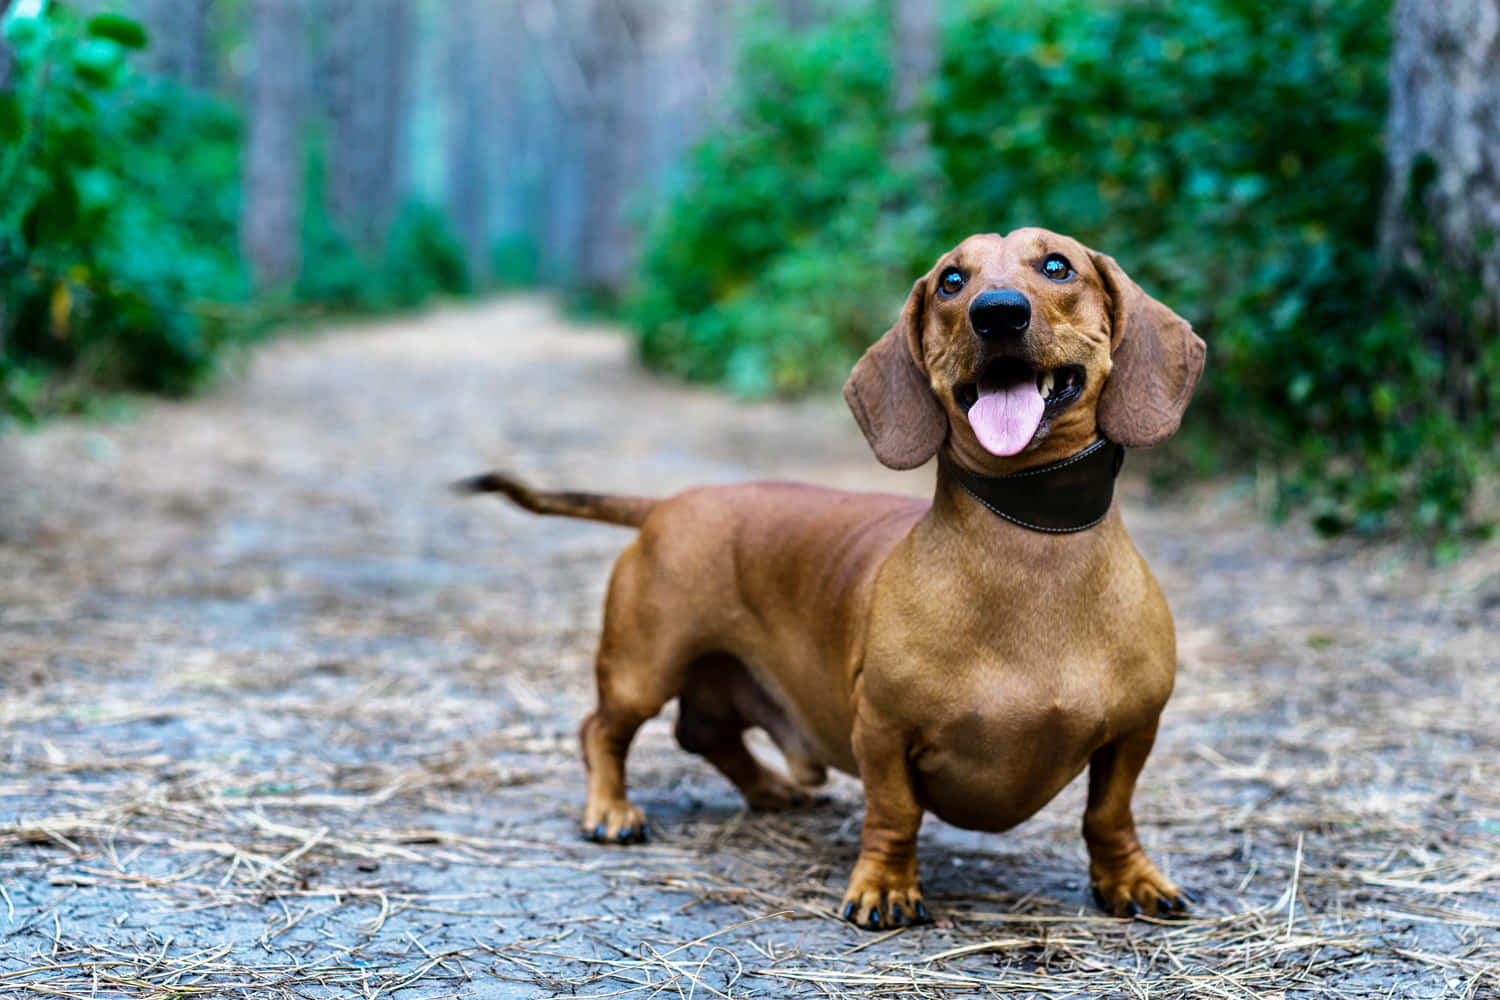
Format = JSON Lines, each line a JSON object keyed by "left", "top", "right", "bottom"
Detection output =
{"left": 954, "top": 358, "right": 1086, "bottom": 456}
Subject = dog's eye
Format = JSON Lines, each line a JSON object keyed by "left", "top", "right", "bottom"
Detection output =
{"left": 1041, "top": 254, "right": 1074, "bottom": 281}
{"left": 939, "top": 268, "right": 965, "bottom": 296}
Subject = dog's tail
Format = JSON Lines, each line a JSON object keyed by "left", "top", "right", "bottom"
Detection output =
{"left": 453, "top": 471, "right": 660, "bottom": 529}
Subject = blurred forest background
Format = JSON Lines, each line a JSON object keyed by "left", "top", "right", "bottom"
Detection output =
{"left": 1, "top": 0, "right": 1496, "bottom": 547}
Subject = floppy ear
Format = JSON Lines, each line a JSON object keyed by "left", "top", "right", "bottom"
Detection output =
{"left": 843, "top": 273, "right": 947, "bottom": 470}
{"left": 1090, "top": 252, "right": 1207, "bottom": 448}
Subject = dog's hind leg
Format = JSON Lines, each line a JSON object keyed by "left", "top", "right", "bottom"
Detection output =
{"left": 579, "top": 542, "right": 700, "bottom": 845}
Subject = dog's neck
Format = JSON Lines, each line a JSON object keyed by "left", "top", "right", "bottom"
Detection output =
{"left": 937, "top": 438, "right": 1125, "bottom": 534}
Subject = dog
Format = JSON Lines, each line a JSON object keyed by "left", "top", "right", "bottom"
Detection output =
{"left": 459, "top": 228, "right": 1205, "bottom": 929}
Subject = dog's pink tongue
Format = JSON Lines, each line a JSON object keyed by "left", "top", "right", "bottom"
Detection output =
{"left": 968, "top": 383, "right": 1044, "bottom": 456}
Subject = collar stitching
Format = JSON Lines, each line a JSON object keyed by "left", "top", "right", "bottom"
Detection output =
{"left": 953, "top": 480, "right": 1112, "bottom": 534}
{"left": 943, "top": 438, "right": 1122, "bottom": 534}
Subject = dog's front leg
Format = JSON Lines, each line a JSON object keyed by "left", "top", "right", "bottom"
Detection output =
{"left": 840, "top": 705, "right": 929, "bottom": 929}
{"left": 1083, "top": 727, "right": 1191, "bottom": 917}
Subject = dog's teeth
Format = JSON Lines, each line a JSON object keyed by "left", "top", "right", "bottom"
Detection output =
{"left": 1039, "top": 372, "right": 1055, "bottom": 399}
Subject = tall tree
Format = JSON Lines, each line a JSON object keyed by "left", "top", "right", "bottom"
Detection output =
{"left": 444, "top": 0, "right": 490, "bottom": 281}
{"left": 890, "top": 0, "right": 936, "bottom": 172}
{"left": 325, "top": 0, "right": 411, "bottom": 253}
{"left": 524, "top": 0, "right": 627, "bottom": 294}
{"left": 139, "top": 0, "right": 214, "bottom": 89}
{"left": 520, "top": 0, "right": 587, "bottom": 282}
{"left": 569, "top": 0, "right": 649, "bottom": 298}
{"left": 242, "top": 0, "right": 308, "bottom": 289}
{"left": 638, "top": 0, "right": 729, "bottom": 200}
{"left": 0, "top": 0, "right": 16, "bottom": 92}
{"left": 780, "top": 0, "right": 816, "bottom": 30}
{"left": 1382, "top": 0, "right": 1500, "bottom": 331}
{"left": 487, "top": 0, "right": 531, "bottom": 257}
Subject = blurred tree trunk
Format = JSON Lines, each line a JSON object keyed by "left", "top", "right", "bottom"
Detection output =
{"left": 570, "top": 0, "right": 647, "bottom": 298}
{"left": 242, "top": 0, "right": 308, "bottom": 289}
{"left": 326, "top": 0, "right": 411, "bottom": 252}
{"left": 369, "top": 0, "right": 410, "bottom": 239}
{"left": 139, "top": 0, "right": 214, "bottom": 89}
{"left": 513, "top": 0, "right": 729, "bottom": 293}
{"left": 487, "top": 0, "right": 536, "bottom": 266}
{"left": 780, "top": 0, "right": 815, "bottom": 29}
{"left": 538, "top": 61, "right": 583, "bottom": 283}
{"left": 445, "top": 0, "right": 489, "bottom": 282}
{"left": 1382, "top": 0, "right": 1500, "bottom": 330}
{"left": 890, "top": 0, "right": 935, "bottom": 170}
{"left": 0, "top": 0, "right": 16, "bottom": 92}
{"left": 639, "top": 0, "right": 728, "bottom": 200}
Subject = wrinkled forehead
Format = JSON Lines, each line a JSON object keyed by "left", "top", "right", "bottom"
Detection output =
{"left": 944, "top": 228, "right": 1091, "bottom": 271}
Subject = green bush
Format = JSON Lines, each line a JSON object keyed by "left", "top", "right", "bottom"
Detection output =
{"left": 631, "top": 0, "right": 1496, "bottom": 542}
{"left": 297, "top": 138, "right": 470, "bottom": 312}
{"left": 1, "top": 5, "right": 250, "bottom": 421}
{"left": 628, "top": 6, "right": 938, "bottom": 395}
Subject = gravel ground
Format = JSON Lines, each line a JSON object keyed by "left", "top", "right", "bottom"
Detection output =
{"left": 1, "top": 297, "right": 1496, "bottom": 998}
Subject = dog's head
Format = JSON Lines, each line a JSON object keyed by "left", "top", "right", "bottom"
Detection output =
{"left": 844, "top": 228, "right": 1206, "bottom": 472}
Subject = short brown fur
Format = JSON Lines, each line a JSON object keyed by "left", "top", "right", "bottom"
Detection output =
{"left": 463, "top": 228, "right": 1206, "bottom": 929}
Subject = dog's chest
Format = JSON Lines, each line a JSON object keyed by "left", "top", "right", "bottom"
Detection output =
{"left": 861, "top": 519, "right": 1176, "bottom": 831}
{"left": 907, "top": 665, "right": 1113, "bottom": 831}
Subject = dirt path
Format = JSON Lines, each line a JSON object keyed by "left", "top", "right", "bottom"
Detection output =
{"left": 2, "top": 298, "right": 1496, "bottom": 998}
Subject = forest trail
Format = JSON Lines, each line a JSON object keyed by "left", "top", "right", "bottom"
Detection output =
{"left": 2, "top": 299, "right": 1496, "bottom": 998}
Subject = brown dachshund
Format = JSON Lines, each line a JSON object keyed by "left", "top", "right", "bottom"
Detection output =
{"left": 459, "top": 228, "right": 1205, "bottom": 929}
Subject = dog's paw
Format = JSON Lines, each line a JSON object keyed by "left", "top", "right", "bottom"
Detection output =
{"left": 742, "top": 772, "right": 826, "bottom": 812}
{"left": 580, "top": 799, "right": 649, "bottom": 845}
{"left": 839, "top": 870, "right": 930, "bottom": 930}
{"left": 1089, "top": 858, "right": 1191, "bottom": 918}
{"left": 786, "top": 756, "right": 828, "bottom": 789}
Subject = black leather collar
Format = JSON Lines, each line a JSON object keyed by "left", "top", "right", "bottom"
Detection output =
{"left": 942, "top": 438, "right": 1125, "bottom": 534}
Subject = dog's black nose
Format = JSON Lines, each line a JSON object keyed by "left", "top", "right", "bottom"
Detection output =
{"left": 970, "top": 289, "right": 1031, "bottom": 338}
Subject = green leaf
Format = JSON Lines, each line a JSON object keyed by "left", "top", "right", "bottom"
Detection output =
{"left": 86, "top": 13, "right": 149, "bottom": 50}
{"left": 73, "top": 38, "right": 125, "bottom": 85}
{"left": 23, "top": 173, "right": 81, "bottom": 247}
{"left": 0, "top": 95, "right": 23, "bottom": 145}
{"left": 3, "top": 14, "right": 43, "bottom": 48}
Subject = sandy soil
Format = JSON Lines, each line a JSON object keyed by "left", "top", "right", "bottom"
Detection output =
{"left": 1, "top": 297, "right": 1496, "bottom": 998}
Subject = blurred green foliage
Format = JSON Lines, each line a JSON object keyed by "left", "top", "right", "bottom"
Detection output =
{"left": 0, "top": 3, "right": 470, "bottom": 426}
{"left": 1, "top": 5, "right": 245, "bottom": 419}
{"left": 631, "top": 7, "right": 929, "bottom": 396}
{"left": 630, "top": 0, "right": 1496, "bottom": 542}
{"left": 298, "top": 140, "right": 471, "bottom": 311}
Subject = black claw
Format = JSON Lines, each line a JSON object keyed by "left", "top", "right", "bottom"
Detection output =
{"left": 865, "top": 909, "right": 882, "bottom": 930}
{"left": 842, "top": 901, "right": 857, "bottom": 922}
{"left": 1126, "top": 901, "right": 1142, "bottom": 918}
{"left": 1091, "top": 885, "right": 1107, "bottom": 910}
{"left": 1177, "top": 889, "right": 1195, "bottom": 905}
{"left": 593, "top": 823, "right": 607, "bottom": 841}
{"left": 788, "top": 794, "right": 806, "bottom": 808}
{"left": 616, "top": 826, "right": 634, "bottom": 843}
{"left": 890, "top": 904, "right": 904, "bottom": 926}
{"left": 639, "top": 823, "right": 651, "bottom": 841}
{"left": 914, "top": 900, "right": 930, "bottom": 923}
